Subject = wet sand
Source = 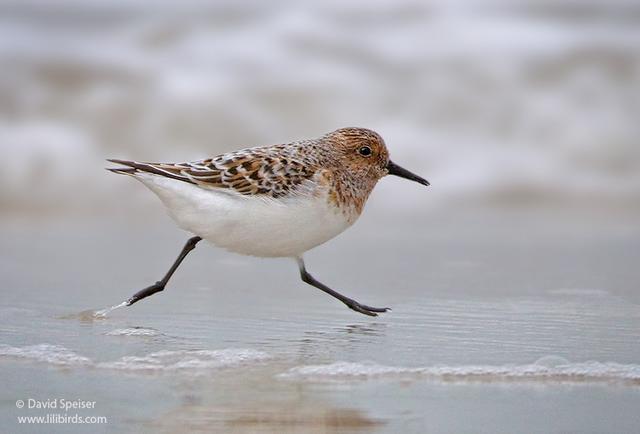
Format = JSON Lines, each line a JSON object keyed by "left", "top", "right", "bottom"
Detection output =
{"left": 1, "top": 208, "right": 639, "bottom": 433}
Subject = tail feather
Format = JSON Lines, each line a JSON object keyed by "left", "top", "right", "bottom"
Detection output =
{"left": 106, "top": 167, "right": 137, "bottom": 175}
{"left": 106, "top": 159, "right": 194, "bottom": 184}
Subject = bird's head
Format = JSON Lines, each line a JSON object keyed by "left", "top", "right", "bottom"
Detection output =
{"left": 325, "top": 127, "right": 430, "bottom": 187}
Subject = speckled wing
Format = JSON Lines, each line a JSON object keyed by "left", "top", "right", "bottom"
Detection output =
{"left": 107, "top": 146, "right": 318, "bottom": 198}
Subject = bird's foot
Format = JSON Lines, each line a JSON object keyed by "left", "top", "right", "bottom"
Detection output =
{"left": 345, "top": 300, "right": 391, "bottom": 317}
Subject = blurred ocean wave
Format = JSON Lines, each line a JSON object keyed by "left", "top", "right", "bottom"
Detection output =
{"left": 1, "top": 0, "right": 639, "bottom": 214}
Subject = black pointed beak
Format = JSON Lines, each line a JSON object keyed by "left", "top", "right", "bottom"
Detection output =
{"left": 386, "top": 160, "right": 430, "bottom": 187}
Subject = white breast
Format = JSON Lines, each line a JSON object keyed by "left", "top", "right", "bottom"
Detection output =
{"left": 135, "top": 173, "right": 353, "bottom": 257}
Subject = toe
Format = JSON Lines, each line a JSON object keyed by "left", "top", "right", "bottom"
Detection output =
{"left": 348, "top": 302, "right": 386, "bottom": 317}
{"left": 358, "top": 304, "right": 390, "bottom": 313}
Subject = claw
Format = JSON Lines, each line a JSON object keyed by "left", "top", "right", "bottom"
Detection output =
{"left": 360, "top": 305, "right": 390, "bottom": 313}
{"left": 347, "top": 301, "right": 390, "bottom": 317}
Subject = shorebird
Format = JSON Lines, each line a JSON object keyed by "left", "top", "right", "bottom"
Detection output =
{"left": 108, "top": 127, "right": 429, "bottom": 316}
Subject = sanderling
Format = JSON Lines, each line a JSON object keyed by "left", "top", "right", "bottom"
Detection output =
{"left": 107, "top": 127, "right": 429, "bottom": 316}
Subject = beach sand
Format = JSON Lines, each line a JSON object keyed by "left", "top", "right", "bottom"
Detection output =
{"left": 1, "top": 207, "right": 639, "bottom": 433}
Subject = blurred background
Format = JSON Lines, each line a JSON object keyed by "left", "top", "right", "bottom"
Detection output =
{"left": 1, "top": 0, "right": 639, "bottom": 219}
{"left": 2, "top": 3, "right": 640, "bottom": 433}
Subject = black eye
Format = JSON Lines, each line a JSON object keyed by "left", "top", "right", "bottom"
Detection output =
{"left": 358, "top": 146, "right": 372, "bottom": 157}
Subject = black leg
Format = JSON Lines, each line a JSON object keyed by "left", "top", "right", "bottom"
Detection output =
{"left": 126, "top": 236, "right": 202, "bottom": 306}
{"left": 296, "top": 257, "right": 389, "bottom": 317}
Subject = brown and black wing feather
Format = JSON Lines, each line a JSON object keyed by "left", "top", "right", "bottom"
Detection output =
{"left": 107, "top": 146, "right": 318, "bottom": 198}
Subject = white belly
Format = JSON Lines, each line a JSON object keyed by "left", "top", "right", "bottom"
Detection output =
{"left": 136, "top": 174, "right": 353, "bottom": 257}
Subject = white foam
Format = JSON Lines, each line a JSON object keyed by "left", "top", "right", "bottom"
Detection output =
{"left": 280, "top": 359, "right": 640, "bottom": 385}
{"left": 105, "top": 327, "right": 162, "bottom": 337}
{"left": 0, "top": 343, "right": 270, "bottom": 373}
{"left": 0, "top": 344, "right": 92, "bottom": 366}
{"left": 97, "top": 349, "right": 271, "bottom": 372}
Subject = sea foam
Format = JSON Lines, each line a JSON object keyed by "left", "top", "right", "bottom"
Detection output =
{"left": 97, "top": 349, "right": 271, "bottom": 372}
{"left": 105, "top": 327, "right": 163, "bottom": 337}
{"left": 0, "top": 343, "right": 270, "bottom": 374}
{"left": 280, "top": 358, "right": 640, "bottom": 385}
{"left": 0, "top": 344, "right": 92, "bottom": 366}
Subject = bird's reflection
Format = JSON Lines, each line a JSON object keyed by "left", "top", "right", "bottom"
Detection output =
{"left": 341, "top": 323, "right": 386, "bottom": 337}
{"left": 294, "top": 322, "right": 388, "bottom": 361}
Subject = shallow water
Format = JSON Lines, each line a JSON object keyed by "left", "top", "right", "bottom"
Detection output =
{"left": 1, "top": 208, "right": 639, "bottom": 433}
